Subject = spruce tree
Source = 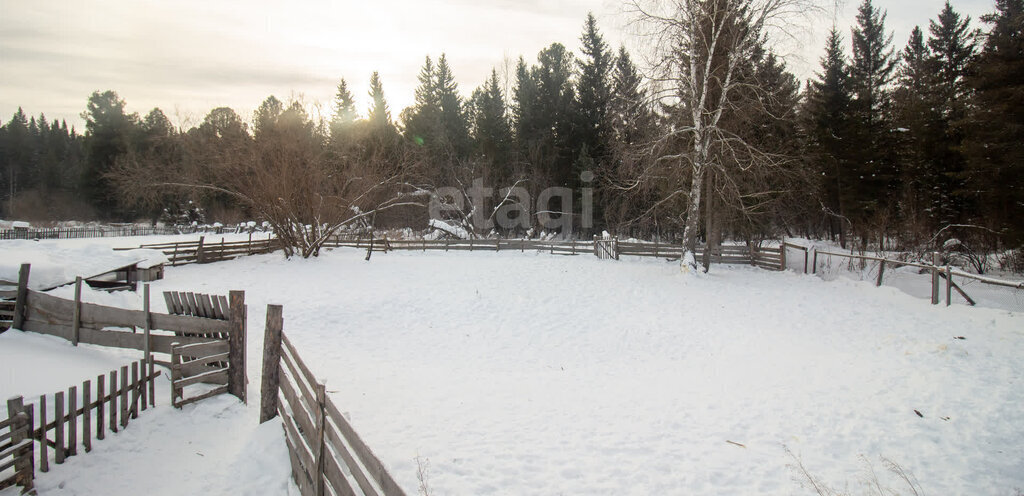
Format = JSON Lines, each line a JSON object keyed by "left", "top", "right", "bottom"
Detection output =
{"left": 575, "top": 13, "right": 613, "bottom": 170}
{"left": 470, "top": 69, "right": 513, "bottom": 179}
{"left": 848, "top": 0, "right": 898, "bottom": 242}
{"left": 367, "top": 71, "right": 393, "bottom": 131}
{"left": 330, "top": 78, "right": 358, "bottom": 141}
{"left": 964, "top": 0, "right": 1024, "bottom": 243}
{"left": 804, "top": 28, "right": 856, "bottom": 245}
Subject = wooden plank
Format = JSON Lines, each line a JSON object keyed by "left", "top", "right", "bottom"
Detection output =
{"left": 174, "top": 353, "right": 230, "bottom": 378}
{"left": 185, "top": 293, "right": 199, "bottom": 316}
{"left": 211, "top": 296, "right": 226, "bottom": 321}
{"left": 323, "top": 421, "right": 377, "bottom": 496}
{"left": 96, "top": 376, "right": 105, "bottom": 441}
{"left": 174, "top": 385, "right": 229, "bottom": 408}
{"left": 324, "top": 397, "right": 404, "bottom": 496}
{"left": 109, "top": 370, "right": 118, "bottom": 433}
{"left": 39, "top": 394, "right": 49, "bottom": 472}
{"left": 281, "top": 349, "right": 319, "bottom": 415}
{"left": 321, "top": 443, "right": 360, "bottom": 496}
{"left": 120, "top": 365, "right": 129, "bottom": 428}
{"left": 199, "top": 294, "right": 215, "bottom": 319}
{"left": 21, "top": 319, "right": 74, "bottom": 341}
{"left": 55, "top": 391, "right": 65, "bottom": 464}
{"left": 25, "top": 289, "right": 75, "bottom": 320}
{"left": 174, "top": 340, "right": 229, "bottom": 357}
{"left": 170, "top": 292, "right": 185, "bottom": 315}
{"left": 12, "top": 264, "right": 29, "bottom": 330}
{"left": 281, "top": 413, "right": 316, "bottom": 496}
{"left": 278, "top": 367, "right": 320, "bottom": 445}
{"left": 175, "top": 368, "right": 229, "bottom": 389}
{"left": 131, "top": 361, "right": 140, "bottom": 419}
{"left": 282, "top": 334, "right": 319, "bottom": 390}
{"left": 163, "top": 291, "right": 177, "bottom": 315}
{"left": 68, "top": 385, "right": 78, "bottom": 456}
{"left": 83, "top": 380, "right": 92, "bottom": 452}
{"left": 261, "top": 304, "right": 284, "bottom": 424}
{"left": 280, "top": 402, "right": 318, "bottom": 477}
{"left": 150, "top": 312, "right": 231, "bottom": 335}
{"left": 79, "top": 301, "right": 145, "bottom": 329}
{"left": 228, "top": 290, "right": 246, "bottom": 403}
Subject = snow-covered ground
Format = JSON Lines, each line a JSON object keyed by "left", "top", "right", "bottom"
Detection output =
{"left": 2, "top": 239, "right": 1022, "bottom": 495}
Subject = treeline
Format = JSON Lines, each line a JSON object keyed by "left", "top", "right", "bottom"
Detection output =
{"left": 804, "top": 0, "right": 1024, "bottom": 251}
{"left": 1, "top": 2, "right": 1021, "bottom": 254}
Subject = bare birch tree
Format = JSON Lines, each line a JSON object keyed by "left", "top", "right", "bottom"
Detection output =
{"left": 625, "top": 0, "right": 820, "bottom": 271}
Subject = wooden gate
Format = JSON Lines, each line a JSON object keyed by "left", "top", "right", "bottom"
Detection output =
{"left": 594, "top": 237, "right": 619, "bottom": 260}
{"left": 171, "top": 340, "right": 230, "bottom": 408}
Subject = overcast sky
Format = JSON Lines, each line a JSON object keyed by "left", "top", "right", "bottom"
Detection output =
{"left": 0, "top": 0, "right": 995, "bottom": 132}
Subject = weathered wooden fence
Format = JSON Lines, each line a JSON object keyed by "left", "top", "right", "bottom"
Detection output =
{"left": 1, "top": 399, "right": 34, "bottom": 494}
{"left": 0, "top": 225, "right": 180, "bottom": 241}
{"left": 807, "top": 248, "right": 1024, "bottom": 309}
{"left": 260, "top": 306, "right": 406, "bottom": 496}
{"left": 115, "top": 234, "right": 278, "bottom": 266}
{"left": 8, "top": 264, "right": 247, "bottom": 404}
{"left": 325, "top": 236, "right": 588, "bottom": 256}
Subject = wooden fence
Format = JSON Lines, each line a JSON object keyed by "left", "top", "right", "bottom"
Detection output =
{"left": 1, "top": 298, "right": 14, "bottom": 332}
{"left": 325, "top": 236, "right": 589, "bottom": 257}
{"left": 115, "top": 234, "right": 278, "bottom": 266}
{"left": 1, "top": 399, "right": 33, "bottom": 494}
{"left": 3, "top": 359, "right": 159, "bottom": 493}
{"left": 807, "top": 248, "right": 1023, "bottom": 308}
{"left": 0, "top": 225, "right": 180, "bottom": 241}
{"left": 260, "top": 306, "right": 406, "bottom": 496}
{"left": 8, "top": 264, "right": 247, "bottom": 403}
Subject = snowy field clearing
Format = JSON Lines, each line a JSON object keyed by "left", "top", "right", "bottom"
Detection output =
{"left": 2, "top": 241, "right": 1023, "bottom": 495}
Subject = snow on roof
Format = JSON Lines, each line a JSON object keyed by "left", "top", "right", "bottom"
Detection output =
{"left": 0, "top": 240, "right": 169, "bottom": 290}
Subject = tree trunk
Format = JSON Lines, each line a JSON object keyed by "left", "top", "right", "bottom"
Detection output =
{"left": 680, "top": 159, "right": 706, "bottom": 271}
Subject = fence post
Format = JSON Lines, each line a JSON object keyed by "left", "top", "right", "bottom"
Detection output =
{"left": 260, "top": 305, "right": 284, "bottom": 424}
{"left": 803, "top": 248, "right": 809, "bottom": 274}
{"left": 876, "top": 260, "right": 886, "bottom": 287}
{"left": 170, "top": 343, "right": 181, "bottom": 408}
{"left": 72, "top": 277, "right": 82, "bottom": 346}
{"left": 196, "top": 236, "right": 206, "bottom": 264}
{"left": 946, "top": 265, "right": 953, "bottom": 307}
{"left": 780, "top": 240, "right": 787, "bottom": 271}
{"left": 6, "top": 396, "right": 34, "bottom": 493}
{"left": 228, "top": 291, "right": 247, "bottom": 403}
{"left": 812, "top": 250, "right": 818, "bottom": 275}
{"left": 143, "top": 284, "right": 154, "bottom": 406}
{"left": 12, "top": 263, "right": 30, "bottom": 330}
{"left": 931, "top": 252, "right": 941, "bottom": 305}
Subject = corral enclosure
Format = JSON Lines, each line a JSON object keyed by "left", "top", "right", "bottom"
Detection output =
{"left": 139, "top": 247, "right": 1023, "bottom": 495}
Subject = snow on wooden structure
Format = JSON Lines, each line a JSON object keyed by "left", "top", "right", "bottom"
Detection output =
{"left": 260, "top": 307, "right": 406, "bottom": 496}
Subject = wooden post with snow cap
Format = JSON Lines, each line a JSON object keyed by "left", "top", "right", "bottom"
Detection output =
{"left": 260, "top": 304, "right": 284, "bottom": 424}
{"left": 779, "top": 239, "right": 787, "bottom": 271}
{"left": 228, "top": 290, "right": 247, "bottom": 403}
{"left": 12, "top": 263, "right": 30, "bottom": 330}
{"left": 931, "top": 252, "right": 941, "bottom": 305}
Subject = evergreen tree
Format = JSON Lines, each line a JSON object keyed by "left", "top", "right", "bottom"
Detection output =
{"left": 367, "top": 71, "right": 394, "bottom": 133}
{"left": 81, "top": 90, "right": 140, "bottom": 217}
{"left": 435, "top": 54, "right": 470, "bottom": 158}
{"left": 575, "top": 13, "right": 614, "bottom": 173}
{"left": 848, "top": 0, "right": 898, "bottom": 240}
{"left": 253, "top": 95, "right": 283, "bottom": 140}
{"left": 804, "top": 28, "right": 856, "bottom": 245}
{"left": 964, "top": 0, "right": 1024, "bottom": 243}
{"left": 512, "top": 57, "right": 540, "bottom": 146}
{"left": 330, "top": 78, "right": 358, "bottom": 142}
{"left": 470, "top": 69, "right": 513, "bottom": 179}
{"left": 402, "top": 56, "right": 440, "bottom": 148}
{"left": 609, "top": 45, "right": 651, "bottom": 147}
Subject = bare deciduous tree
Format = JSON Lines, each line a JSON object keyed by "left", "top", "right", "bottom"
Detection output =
{"left": 109, "top": 101, "right": 430, "bottom": 258}
{"left": 624, "top": 0, "right": 820, "bottom": 271}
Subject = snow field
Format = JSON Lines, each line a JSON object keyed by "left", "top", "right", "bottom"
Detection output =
{"left": 139, "top": 248, "right": 1023, "bottom": 495}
